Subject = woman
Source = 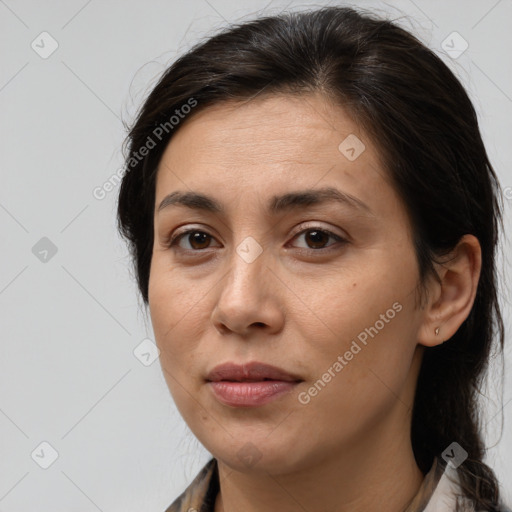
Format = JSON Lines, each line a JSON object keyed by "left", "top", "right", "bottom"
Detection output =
{"left": 117, "top": 6, "right": 510, "bottom": 512}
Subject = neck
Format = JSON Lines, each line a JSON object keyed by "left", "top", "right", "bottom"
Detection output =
{"left": 214, "top": 417, "right": 424, "bottom": 512}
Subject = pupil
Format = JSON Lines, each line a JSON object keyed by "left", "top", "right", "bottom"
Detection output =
{"left": 191, "top": 232, "right": 209, "bottom": 249}
{"left": 307, "top": 230, "right": 327, "bottom": 248}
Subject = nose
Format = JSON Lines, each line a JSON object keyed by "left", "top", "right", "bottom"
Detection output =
{"left": 211, "top": 244, "right": 285, "bottom": 337}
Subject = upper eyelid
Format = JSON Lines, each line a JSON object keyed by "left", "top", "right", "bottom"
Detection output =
{"left": 289, "top": 222, "right": 347, "bottom": 240}
{"left": 171, "top": 220, "right": 347, "bottom": 238}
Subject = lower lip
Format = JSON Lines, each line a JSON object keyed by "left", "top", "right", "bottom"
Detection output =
{"left": 208, "top": 380, "right": 300, "bottom": 407}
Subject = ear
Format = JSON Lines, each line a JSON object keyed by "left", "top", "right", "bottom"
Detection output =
{"left": 417, "top": 234, "right": 482, "bottom": 347}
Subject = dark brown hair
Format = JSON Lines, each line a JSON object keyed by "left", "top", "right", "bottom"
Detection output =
{"left": 117, "top": 6, "right": 506, "bottom": 509}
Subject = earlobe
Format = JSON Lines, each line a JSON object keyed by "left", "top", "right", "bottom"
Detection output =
{"left": 417, "top": 234, "right": 482, "bottom": 348}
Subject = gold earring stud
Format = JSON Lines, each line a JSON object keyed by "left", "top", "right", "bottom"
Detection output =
{"left": 435, "top": 327, "right": 440, "bottom": 335}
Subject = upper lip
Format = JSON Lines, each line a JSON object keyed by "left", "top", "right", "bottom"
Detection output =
{"left": 206, "top": 361, "right": 303, "bottom": 382}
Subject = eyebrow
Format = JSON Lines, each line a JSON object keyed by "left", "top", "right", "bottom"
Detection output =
{"left": 157, "top": 186, "right": 374, "bottom": 216}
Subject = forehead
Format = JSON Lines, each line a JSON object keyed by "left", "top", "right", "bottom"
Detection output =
{"left": 154, "top": 92, "right": 399, "bottom": 219}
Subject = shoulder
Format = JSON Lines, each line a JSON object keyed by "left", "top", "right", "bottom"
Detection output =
{"left": 164, "top": 458, "right": 219, "bottom": 512}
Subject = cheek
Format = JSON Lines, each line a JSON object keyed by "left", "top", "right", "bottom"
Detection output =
{"left": 148, "top": 258, "right": 212, "bottom": 378}
{"left": 306, "top": 266, "right": 410, "bottom": 345}
{"left": 296, "top": 315, "right": 417, "bottom": 448}
{"left": 148, "top": 271, "right": 203, "bottom": 415}
{"left": 148, "top": 261, "right": 190, "bottom": 357}
{"left": 300, "top": 259, "right": 419, "bottom": 400}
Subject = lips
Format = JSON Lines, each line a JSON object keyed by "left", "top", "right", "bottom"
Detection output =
{"left": 206, "top": 361, "right": 303, "bottom": 383}
{"left": 206, "top": 361, "right": 303, "bottom": 407}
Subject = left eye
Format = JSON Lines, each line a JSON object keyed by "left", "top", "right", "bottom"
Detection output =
{"left": 291, "top": 228, "right": 346, "bottom": 250}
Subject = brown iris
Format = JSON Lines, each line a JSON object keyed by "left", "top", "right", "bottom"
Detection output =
{"left": 303, "top": 230, "right": 330, "bottom": 249}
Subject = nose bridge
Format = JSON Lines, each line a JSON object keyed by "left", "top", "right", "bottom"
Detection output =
{"left": 235, "top": 234, "right": 265, "bottom": 267}
{"left": 211, "top": 232, "right": 281, "bottom": 334}
{"left": 224, "top": 234, "right": 267, "bottom": 298}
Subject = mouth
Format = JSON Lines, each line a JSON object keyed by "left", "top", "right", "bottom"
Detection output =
{"left": 205, "top": 361, "right": 303, "bottom": 407}
{"left": 205, "top": 361, "right": 303, "bottom": 383}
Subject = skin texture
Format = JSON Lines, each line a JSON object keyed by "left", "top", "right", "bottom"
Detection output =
{"left": 148, "top": 92, "right": 482, "bottom": 512}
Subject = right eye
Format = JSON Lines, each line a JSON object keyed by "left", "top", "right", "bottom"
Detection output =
{"left": 168, "top": 229, "right": 221, "bottom": 252}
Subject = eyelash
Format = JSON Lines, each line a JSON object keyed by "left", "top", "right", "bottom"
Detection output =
{"left": 167, "top": 226, "right": 347, "bottom": 254}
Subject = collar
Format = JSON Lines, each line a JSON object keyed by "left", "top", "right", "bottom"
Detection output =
{"left": 164, "top": 456, "right": 470, "bottom": 512}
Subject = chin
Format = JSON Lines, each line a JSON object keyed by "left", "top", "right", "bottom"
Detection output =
{"left": 211, "top": 438, "right": 311, "bottom": 476}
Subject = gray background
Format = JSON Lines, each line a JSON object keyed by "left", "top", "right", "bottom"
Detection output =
{"left": 1, "top": 0, "right": 511, "bottom": 510}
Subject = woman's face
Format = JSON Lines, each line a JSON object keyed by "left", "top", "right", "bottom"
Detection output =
{"left": 149, "top": 92, "right": 428, "bottom": 474}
